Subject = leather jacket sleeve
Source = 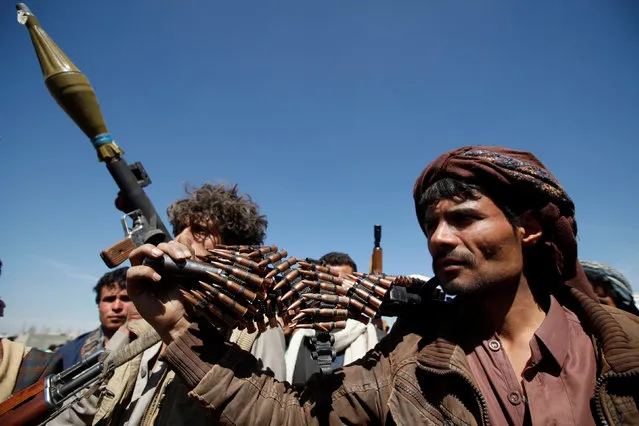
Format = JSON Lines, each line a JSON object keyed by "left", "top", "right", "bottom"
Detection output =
{"left": 162, "top": 322, "right": 392, "bottom": 425}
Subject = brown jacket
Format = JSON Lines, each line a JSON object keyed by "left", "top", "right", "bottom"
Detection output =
{"left": 163, "top": 287, "right": 639, "bottom": 425}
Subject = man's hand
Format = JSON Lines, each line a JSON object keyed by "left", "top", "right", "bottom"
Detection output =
{"left": 126, "top": 241, "right": 195, "bottom": 344}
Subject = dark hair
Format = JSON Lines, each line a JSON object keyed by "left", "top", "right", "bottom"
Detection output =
{"left": 419, "top": 177, "right": 521, "bottom": 228}
{"left": 320, "top": 252, "right": 358, "bottom": 272}
{"left": 421, "top": 177, "right": 574, "bottom": 296}
{"left": 167, "top": 183, "right": 267, "bottom": 246}
{"left": 94, "top": 267, "right": 129, "bottom": 304}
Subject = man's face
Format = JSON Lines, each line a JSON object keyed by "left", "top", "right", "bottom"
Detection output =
{"left": 423, "top": 195, "right": 525, "bottom": 295}
{"left": 98, "top": 285, "right": 131, "bottom": 333}
{"left": 591, "top": 281, "right": 616, "bottom": 307}
{"left": 330, "top": 264, "right": 354, "bottom": 278}
{"left": 175, "top": 223, "right": 221, "bottom": 258}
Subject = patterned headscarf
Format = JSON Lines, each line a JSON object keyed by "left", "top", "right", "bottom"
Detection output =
{"left": 413, "top": 146, "right": 593, "bottom": 296}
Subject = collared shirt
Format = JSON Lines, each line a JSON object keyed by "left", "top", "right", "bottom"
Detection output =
{"left": 466, "top": 296, "right": 597, "bottom": 425}
{"left": 116, "top": 340, "right": 166, "bottom": 426}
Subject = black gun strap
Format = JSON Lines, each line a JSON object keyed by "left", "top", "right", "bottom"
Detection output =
{"left": 310, "top": 285, "right": 336, "bottom": 375}
{"left": 311, "top": 330, "right": 334, "bottom": 375}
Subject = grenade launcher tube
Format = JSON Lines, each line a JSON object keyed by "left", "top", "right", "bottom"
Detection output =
{"left": 105, "top": 158, "right": 171, "bottom": 243}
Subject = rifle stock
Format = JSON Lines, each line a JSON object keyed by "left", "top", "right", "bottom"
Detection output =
{"left": 17, "top": 3, "right": 171, "bottom": 267}
{"left": 100, "top": 238, "right": 137, "bottom": 269}
{"left": 370, "top": 224, "right": 383, "bottom": 274}
{"left": 0, "top": 378, "right": 49, "bottom": 426}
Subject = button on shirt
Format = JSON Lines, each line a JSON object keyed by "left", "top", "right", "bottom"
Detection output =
{"left": 466, "top": 296, "right": 597, "bottom": 426}
{"left": 117, "top": 341, "right": 167, "bottom": 426}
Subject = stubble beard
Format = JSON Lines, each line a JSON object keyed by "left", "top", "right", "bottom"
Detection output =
{"left": 440, "top": 279, "right": 481, "bottom": 296}
{"left": 439, "top": 271, "right": 493, "bottom": 297}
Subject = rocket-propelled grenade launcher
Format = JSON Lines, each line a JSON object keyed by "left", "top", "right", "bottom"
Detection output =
{"left": 16, "top": 3, "right": 171, "bottom": 266}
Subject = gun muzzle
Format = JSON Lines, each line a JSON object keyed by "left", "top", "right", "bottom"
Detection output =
{"left": 16, "top": 3, "right": 123, "bottom": 162}
{"left": 374, "top": 224, "right": 382, "bottom": 248}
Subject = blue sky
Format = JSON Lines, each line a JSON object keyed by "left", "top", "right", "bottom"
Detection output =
{"left": 1, "top": 1, "right": 637, "bottom": 335}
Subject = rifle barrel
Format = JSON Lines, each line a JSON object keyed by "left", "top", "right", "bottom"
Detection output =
{"left": 370, "top": 224, "right": 383, "bottom": 274}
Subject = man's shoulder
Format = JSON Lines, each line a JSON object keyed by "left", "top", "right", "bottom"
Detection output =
{"left": 382, "top": 300, "right": 461, "bottom": 362}
{"left": 379, "top": 321, "right": 437, "bottom": 366}
{"left": 391, "top": 298, "right": 456, "bottom": 335}
{"left": 56, "top": 327, "right": 100, "bottom": 369}
{"left": 57, "top": 330, "right": 94, "bottom": 351}
{"left": 14, "top": 347, "right": 63, "bottom": 392}
{"left": 602, "top": 305, "right": 639, "bottom": 343}
{"left": 1, "top": 337, "right": 27, "bottom": 356}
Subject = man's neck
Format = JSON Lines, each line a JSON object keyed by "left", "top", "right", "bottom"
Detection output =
{"left": 474, "top": 275, "right": 549, "bottom": 378}
{"left": 101, "top": 327, "right": 114, "bottom": 346}
{"left": 477, "top": 275, "right": 548, "bottom": 345}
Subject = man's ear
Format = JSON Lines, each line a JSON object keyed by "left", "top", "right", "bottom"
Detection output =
{"left": 519, "top": 211, "right": 542, "bottom": 246}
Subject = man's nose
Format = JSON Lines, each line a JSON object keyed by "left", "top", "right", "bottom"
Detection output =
{"left": 111, "top": 299, "right": 123, "bottom": 311}
{"left": 428, "top": 222, "right": 457, "bottom": 251}
{"left": 175, "top": 228, "right": 194, "bottom": 246}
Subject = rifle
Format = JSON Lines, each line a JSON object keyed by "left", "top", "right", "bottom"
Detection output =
{"left": 369, "top": 224, "right": 383, "bottom": 274}
{"left": 0, "top": 350, "right": 104, "bottom": 426}
{"left": 16, "top": 3, "right": 171, "bottom": 268}
{"left": 0, "top": 330, "right": 162, "bottom": 426}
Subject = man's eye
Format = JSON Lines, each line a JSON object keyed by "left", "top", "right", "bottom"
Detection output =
{"left": 424, "top": 221, "right": 437, "bottom": 236}
{"left": 191, "top": 225, "right": 209, "bottom": 238}
{"left": 450, "top": 214, "right": 476, "bottom": 227}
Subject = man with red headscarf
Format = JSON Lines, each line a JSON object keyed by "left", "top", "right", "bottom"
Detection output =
{"left": 126, "top": 146, "right": 639, "bottom": 425}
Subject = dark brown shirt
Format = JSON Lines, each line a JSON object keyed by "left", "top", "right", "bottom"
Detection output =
{"left": 466, "top": 296, "right": 597, "bottom": 425}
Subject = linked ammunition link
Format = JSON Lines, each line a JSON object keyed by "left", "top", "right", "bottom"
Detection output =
{"left": 144, "top": 245, "right": 437, "bottom": 335}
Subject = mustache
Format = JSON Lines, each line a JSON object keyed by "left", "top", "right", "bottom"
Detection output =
{"left": 432, "top": 250, "right": 476, "bottom": 267}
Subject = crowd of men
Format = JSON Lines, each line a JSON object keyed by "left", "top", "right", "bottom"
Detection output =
{"left": 1, "top": 145, "right": 638, "bottom": 425}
